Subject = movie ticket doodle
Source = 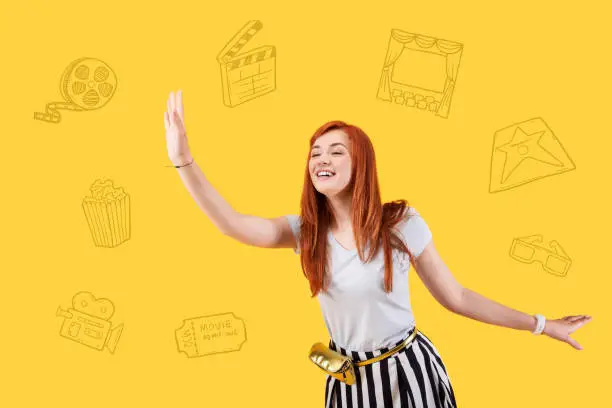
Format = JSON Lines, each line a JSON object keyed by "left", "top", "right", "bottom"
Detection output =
{"left": 56, "top": 291, "right": 124, "bottom": 354}
{"left": 510, "top": 235, "right": 572, "bottom": 277}
{"left": 217, "top": 20, "right": 276, "bottom": 107}
{"left": 175, "top": 313, "right": 247, "bottom": 358}
{"left": 376, "top": 29, "right": 463, "bottom": 118}
{"left": 34, "top": 57, "right": 117, "bottom": 123}
{"left": 489, "top": 118, "right": 576, "bottom": 193}
{"left": 82, "top": 178, "right": 131, "bottom": 248}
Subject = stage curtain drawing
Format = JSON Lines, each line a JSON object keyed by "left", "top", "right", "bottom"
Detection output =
{"left": 376, "top": 30, "right": 463, "bottom": 117}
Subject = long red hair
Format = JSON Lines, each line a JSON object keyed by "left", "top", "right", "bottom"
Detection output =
{"left": 297, "top": 120, "right": 416, "bottom": 298}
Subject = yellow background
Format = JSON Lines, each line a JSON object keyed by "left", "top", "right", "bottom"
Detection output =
{"left": 1, "top": 0, "right": 609, "bottom": 406}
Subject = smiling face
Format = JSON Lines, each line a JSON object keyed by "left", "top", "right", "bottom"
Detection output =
{"left": 309, "top": 128, "right": 353, "bottom": 197}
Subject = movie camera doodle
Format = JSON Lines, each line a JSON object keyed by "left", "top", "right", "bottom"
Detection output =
{"left": 56, "top": 291, "right": 124, "bottom": 354}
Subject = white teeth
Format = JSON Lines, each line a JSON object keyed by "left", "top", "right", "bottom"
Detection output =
{"left": 317, "top": 171, "right": 334, "bottom": 177}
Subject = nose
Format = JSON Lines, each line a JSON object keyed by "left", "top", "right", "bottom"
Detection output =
{"left": 317, "top": 154, "right": 330, "bottom": 165}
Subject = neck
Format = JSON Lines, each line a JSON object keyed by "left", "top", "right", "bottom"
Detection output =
{"left": 327, "top": 191, "right": 353, "bottom": 231}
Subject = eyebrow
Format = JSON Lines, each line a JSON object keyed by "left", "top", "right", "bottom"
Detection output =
{"left": 311, "top": 142, "right": 347, "bottom": 150}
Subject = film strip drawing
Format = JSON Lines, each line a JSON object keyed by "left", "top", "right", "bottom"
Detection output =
{"left": 34, "top": 57, "right": 117, "bottom": 123}
{"left": 489, "top": 118, "right": 576, "bottom": 193}
{"left": 56, "top": 291, "right": 124, "bottom": 354}
{"left": 377, "top": 29, "right": 463, "bottom": 118}
{"left": 216, "top": 20, "right": 276, "bottom": 107}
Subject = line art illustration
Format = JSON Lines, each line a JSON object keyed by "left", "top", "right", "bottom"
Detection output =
{"left": 175, "top": 312, "right": 247, "bottom": 358}
{"left": 34, "top": 57, "right": 117, "bottom": 123}
{"left": 510, "top": 234, "right": 572, "bottom": 277}
{"left": 216, "top": 20, "right": 276, "bottom": 107}
{"left": 82, "top": 178, "right": 131, "bottom": 248}
{"left": 489, "top": 118, "right": 576, "bottom": 193}
{"left": 56, "top": 291, "right": 124, "bottom": 353}
{"left": 376, "top": 30, "right": 463, "bottom": 118}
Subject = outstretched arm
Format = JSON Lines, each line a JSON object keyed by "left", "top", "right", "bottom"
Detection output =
{"left": 412, "top": 240, "right": 593, "bottom": 350}
{"left": 164, "top": 90, "right": 297, "bottom": 250}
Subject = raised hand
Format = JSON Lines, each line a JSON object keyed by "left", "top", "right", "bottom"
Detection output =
{"left": 164, "top": 90, "right": 193, "bottom": 166}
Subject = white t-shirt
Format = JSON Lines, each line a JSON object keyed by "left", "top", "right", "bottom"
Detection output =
{"left": 285, "top": 207, "right": 432, "bottom": 352}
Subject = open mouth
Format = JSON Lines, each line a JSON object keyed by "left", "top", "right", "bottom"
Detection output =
{"left": 316, "top": 170, "right": 336, "bottom": 180}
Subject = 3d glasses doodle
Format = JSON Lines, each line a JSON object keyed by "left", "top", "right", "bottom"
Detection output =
{"left": 175, "top": 312, "right": 247, "bottom": 358}
{"left": 490, "top": 118, "right": 576, "bottom": 193}
{"left": 510, "top": 235, "right": 572, "bottom": 277}
{"left": 34, "top": 57, "right": 117, "bottom": 123}
{"left": 56, "top": 291, "right": 124, "bottom": 353}
{"left": 82, "top": 178, "right": 131, "bottom": 248}
{"left": 217, "top": 20, "right": 276, "bottom": 107}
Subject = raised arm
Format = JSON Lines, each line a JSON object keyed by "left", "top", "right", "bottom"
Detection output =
{"left": 164, "top": 89, "right": 297, "bottom": 250}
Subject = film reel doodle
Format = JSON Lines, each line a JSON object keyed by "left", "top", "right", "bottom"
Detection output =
{"left": 34, "top": 57, "right": 117, "bottom": 123}
{"left": 56, "top": 291, "right": 124, "bottom": 354}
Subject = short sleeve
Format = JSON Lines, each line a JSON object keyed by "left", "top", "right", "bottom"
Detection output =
{"left": 397, "top": 207, "right": 432, "bottom": 258}
{"left": 284, "top": 215, "right": 301, "bottom": 254}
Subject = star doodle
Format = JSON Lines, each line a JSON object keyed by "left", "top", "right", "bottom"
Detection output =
{"left": 496, "top": 126, "right": 564, "bottom": 183}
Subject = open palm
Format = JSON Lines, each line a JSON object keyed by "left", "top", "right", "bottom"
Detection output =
{"left": 164, "top": 90, "right": 192, "bottom": 166}
{"left": 544, "top": 315, "right": 592, "bottom": 350}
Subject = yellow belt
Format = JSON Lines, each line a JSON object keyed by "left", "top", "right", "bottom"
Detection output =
{"left": 354, "top": 328, "right": 419, "bottom": 367}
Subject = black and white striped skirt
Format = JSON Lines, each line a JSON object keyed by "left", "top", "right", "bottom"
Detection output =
{"left": 324, "top": 327, "right": 457, "bottom": 408}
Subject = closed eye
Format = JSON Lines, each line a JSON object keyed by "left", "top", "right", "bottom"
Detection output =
{"left": 311, "top": 152, "right": 343, "bottom": 158}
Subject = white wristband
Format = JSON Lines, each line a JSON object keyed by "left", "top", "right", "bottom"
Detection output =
{"left": 532, "top": 314, "right": 546, "bottom": 335}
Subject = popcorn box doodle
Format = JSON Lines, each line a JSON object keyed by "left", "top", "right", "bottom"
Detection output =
{"left": 175, "top": 313, "right": 247, "bottom": 358}
{"left": 82, "top": 178, "right": 131, "bottom": 248}
{"left": 216, "top": 20, "right": 276, "bottom": 107}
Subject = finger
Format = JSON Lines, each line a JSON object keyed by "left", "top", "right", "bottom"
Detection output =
{"left": 174, "top": 111, "right": 185, "bottom": 133}
{"left": 167, "top": 94, "right": 172, "bottom": 117}
{"left": 164, "top": 111, "right": 169, "bottom": 130}
{"left": 567, "top": 319, "right": 590, "bottom": 335}
{"left": 170, "top": 91, "right": 176, "bottom": 115}
{"left": 177, "top": 89, "right": 184, "bottom": 119}
{"left": 567, "top": 336, "right": 583, "bottom": 350}
{"left": 563, "top": 315, "right": 585, "bottom": 322}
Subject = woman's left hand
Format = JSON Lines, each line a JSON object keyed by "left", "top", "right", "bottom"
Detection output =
{"left": 543, "top": 315, "right": 592, "bottom": 350}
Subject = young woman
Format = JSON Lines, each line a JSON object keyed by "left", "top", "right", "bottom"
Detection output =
{"left": 164, "top": 90, "right": 592, "bottom": 408}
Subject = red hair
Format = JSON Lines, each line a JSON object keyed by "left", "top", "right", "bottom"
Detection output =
{"left": 297, "top": 120, "right": 416, "bottom": 297}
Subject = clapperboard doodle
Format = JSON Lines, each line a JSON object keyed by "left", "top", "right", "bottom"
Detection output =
{"left": 175, "top": 312, "right": 247, "bottom": 358}
{"left": 82, "top": 178, "right": 131, "bottom": 248}
{"left": 489, "top": 118, "right": 576, "bottom": 193}
{"left": 56, "top": 291, "right": 124, "bottom": 353}
{"left": 34, "top": 57, "right": 117, "bottom": 123}
{"left": 376, "top": 30, "right": 463, "bottom": 118}
{"left": 510, "top": 235, "right": 572, "bottom": 277}
{"left": 216, "top": 20, "right": 276, "bottom": 107}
